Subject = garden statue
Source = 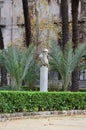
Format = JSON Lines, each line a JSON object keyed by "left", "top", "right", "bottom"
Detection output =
{"left": 39, "top": 49, "right": 48, "bottom": 92}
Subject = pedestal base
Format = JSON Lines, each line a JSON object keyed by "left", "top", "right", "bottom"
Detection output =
{"left": 40, "top": 66, "right": 48, "bottom": 92}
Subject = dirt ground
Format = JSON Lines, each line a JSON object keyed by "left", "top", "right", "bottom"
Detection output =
{"left": 0, "top": 115, "right": 86, "bottom": 130}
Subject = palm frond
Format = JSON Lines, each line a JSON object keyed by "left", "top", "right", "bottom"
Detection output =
{"left": 2, "top": 44, "right": 35, "bottom": 89}
{"left": 50, "top": 41, "right": 64, "bottom": 73}
{"left": 71, "top": 44, "right": 86, "bottom": 71}
{"left": 50, "top": 41, "right": 86, "bottom": 91}
{"left": 22, "top": 44, "right": 36, "bottom": 80}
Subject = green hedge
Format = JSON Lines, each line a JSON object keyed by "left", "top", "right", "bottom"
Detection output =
{"left": 0, "top": 91, "right": 86, "bottom": 113}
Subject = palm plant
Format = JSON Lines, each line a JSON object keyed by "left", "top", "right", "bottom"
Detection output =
{"left": 50, "top": 42, "right": 86, "bottom": 91}
{"left": 1, "top": 44, "right": 35, "bottom": 90}
{"left": 24, "top": 61, "right": 40, "bottom": 89}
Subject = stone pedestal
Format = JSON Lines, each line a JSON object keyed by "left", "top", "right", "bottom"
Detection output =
{"left": 40, "top": 66, "right": 48, "bottom": 92}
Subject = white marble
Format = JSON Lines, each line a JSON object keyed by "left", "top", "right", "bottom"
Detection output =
{"left": 40, "top": 66, "right": 48, "bottom": 92}
{"left": 39, "top": 48, "right": 48, "bottom": 92}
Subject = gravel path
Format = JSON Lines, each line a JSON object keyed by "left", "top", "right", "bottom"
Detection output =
{"left": 0, "top": 115, "right": 86, "bottom": 130}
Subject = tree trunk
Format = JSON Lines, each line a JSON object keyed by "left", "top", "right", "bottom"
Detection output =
{"left": 35, "top": 0, "right": 40, "bottom": 45}
{"left": 1, "top": 66, "right": 7, "bottom": 86}
{"left": 0, "top": 28, "right": 4, "bottom": 49}
{"left": 61, "top": 0, "right": 69, "bottom": 90}
{"left": 71, "top": 0, "right": 79, "bottom": 91}
{"left": 0, "top": 28, "right": 7, "bottom": 86}
{"left": 61, "top": 0, "right": 69, "bottom": 51}
{"left": 22, "top": 0, "right": 31, "bottom": 47}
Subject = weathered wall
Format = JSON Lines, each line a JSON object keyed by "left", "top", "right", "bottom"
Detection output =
{"left": 1, "top": 0, "right": 24, "bottom": 48}
{"left": 0, "top": 0, "right": 84, "bottom": 49}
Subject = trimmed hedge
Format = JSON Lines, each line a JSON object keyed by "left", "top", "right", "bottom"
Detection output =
{"left": 0, "top": 91, "right": 86, "bottom": 113}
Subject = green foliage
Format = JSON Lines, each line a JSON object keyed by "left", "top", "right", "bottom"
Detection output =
{"left": 79, "top": 56, "right": 86, "bottom": 70}
{"left": 1, "top": 44, "right": 35, "bottom": 90}
{"left": 25, "top": 62, "right": 40, "bottom": 87}
{"left": 79, "top": 63, "right": 86, "bottom": 70}
{"left": 50, "top": 42, "right": 86, "bottom": 91}
{"left": 0, "top": 91, "right": 86, "bottom": 113}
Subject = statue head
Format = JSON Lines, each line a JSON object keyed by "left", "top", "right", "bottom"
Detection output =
{"left": 43, "top": 49, "right": 48, "bottom": 52}
{"left": 42, "top": 49, "right": 48, "bottom": 56}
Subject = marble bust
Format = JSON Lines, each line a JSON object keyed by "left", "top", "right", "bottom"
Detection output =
{"left": 39, "top": 49, "right": 48, "bottom": 67}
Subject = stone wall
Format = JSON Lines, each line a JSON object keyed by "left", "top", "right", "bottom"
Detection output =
{"left": 0, "top": 0, "right": 83, "bottom": 49}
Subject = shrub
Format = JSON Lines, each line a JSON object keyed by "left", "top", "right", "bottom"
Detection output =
{"left": 0, "top": 91, "right": 86, "bottom": 113}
